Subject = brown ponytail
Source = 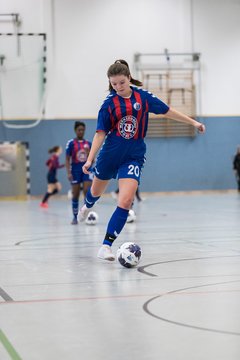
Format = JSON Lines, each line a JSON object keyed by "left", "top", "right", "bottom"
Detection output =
{"left": 107, "top": 59, "right": 142, "bottom": 91}
{"left": 48, "top": 146, "right": 60, "bottom": 154}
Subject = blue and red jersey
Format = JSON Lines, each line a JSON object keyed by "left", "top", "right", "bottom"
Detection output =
{"left": 46, "top": 154, "right": 64, "bottom": 172}
{"left": 97, "top": 86, "right": 169, "bottom": 139}
{"left": 46, "top": 154, "right": 64, "bottom": 180}
{"left": 95, "top": 87, "right": 169, "bottom": 169}
{"left": 66, "top": 138, "right": 91, "bottom": 171}
{"left": 93, "top": 87, "right": 169, "bottom": 180}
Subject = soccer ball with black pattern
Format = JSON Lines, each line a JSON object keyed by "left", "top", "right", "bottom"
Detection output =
{"left": 85, "top": 211, "right": 99, "bottom": 225}
{"left": 117, "top": 242, "right": 142, "bottom": 268}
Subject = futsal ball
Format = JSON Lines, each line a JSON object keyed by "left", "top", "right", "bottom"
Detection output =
{"left": 126, "top": 209, "right": 136, "bottom": 223}
{"left": 117, "top": 242, "right": 142, "bottom": 268}
{"left": 85, "top": 211, "right": 99, "bottom": 225}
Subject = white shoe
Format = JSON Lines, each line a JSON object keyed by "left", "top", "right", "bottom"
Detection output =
{"left": 78, "top": 204, "right": 91, "bottom": 222}
{"left": 126, "top": 209, "right": 136, "bottom": 223}
{"left": 97, "top": 245, "right": 115, "bottom": 261}
{"left": 111, "top": 191, "right": 118, "bottom": 200}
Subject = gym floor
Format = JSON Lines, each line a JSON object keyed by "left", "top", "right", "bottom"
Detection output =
{"left": 0, "top": 192, "right": 240, "bottom": 360}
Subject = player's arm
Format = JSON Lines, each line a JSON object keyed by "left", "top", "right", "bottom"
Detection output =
{"left": 82, "top": 131, "right": 106, "bottom": 174}
{"left": 58, "top": 162, "right": 65, "bottom": 169}
{"left": 144, "top": 90, "right": 205, "bottom": 133}
{"left": 233, "top": 156, "right": 237, "bottom": 170}
{"left": 56, "top": 157, "right": 65, "bottom": 169}
{"left": 233, "top": 157, "right": 239, "bottom": 179}
{"left": 66, "top": 154, "right": 72, "bottom": 181}
{"left": 165, "top": 108, "right": 205, "bottom": 133}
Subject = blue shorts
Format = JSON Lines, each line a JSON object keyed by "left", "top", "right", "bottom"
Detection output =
{"left": 94, "top": 159, "right": 143, "bottom": 184}
{"left": 71, "top": 169, "right": 93, "bottom": 185}
{"left": 47, "top": 172, "right": 58, "bottom": 184}
{"left": 94, "top": 135, "right": 146, "bottom": 184}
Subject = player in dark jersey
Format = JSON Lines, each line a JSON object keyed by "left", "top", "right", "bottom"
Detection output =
{"left": 233, "top": 146, "right": 240, "bottom": 192}
{"left": 40, "top": 146, "right": 65, "bottom": 208}
{"left": 79, "top": 59, "right": 205, "bottom": 261}
{"left": 66, "top": 121, "right": 93, "bottom": 224}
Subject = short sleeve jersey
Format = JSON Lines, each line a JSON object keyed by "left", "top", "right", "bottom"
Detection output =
{"left": 66, "top": 139, "right": 91, "bottom": 170}
{"left": 46, "top": 154, "right": 60, "bottom": 171}
{"left": 97, "top": 87, "right": 169, "bottom": 139}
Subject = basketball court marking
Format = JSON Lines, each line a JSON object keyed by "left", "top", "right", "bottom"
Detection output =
{"left": 0, "top": 287, "right": 13, "bottom": 302}
{"left": 1, "top": 195, "right": 240, "bottom": 359}
{"left": 0, "top": 329, "right": 22, "bottom": 360}
{"left": 143, "top": 279, "right": 240, "bottom": 336}
{"left": 138, "top": 254, "right": 240, "bottom": 277}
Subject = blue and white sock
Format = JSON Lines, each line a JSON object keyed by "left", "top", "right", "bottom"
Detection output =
{"left": 85, "top": 188, "right": 100, "bottom": 208}
{"left": 72, "top": 198, "right": 78, "bottom": 219}
{"left": 103, "top": 206, "right": 129, "bottom": 246}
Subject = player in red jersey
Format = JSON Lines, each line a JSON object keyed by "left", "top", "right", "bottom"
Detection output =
{"left": 80, "top": 60, "right": 205, "bottom": 260}
{"left": 40, "top": 146, "right": 65, "bottom": 208}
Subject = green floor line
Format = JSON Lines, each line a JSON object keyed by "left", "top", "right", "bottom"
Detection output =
{"left": 0, "top": 329, "right": 22, "bottom": 360}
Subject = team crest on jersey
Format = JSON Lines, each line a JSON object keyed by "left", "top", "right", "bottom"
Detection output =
{"left": 118, "top": 115, "right": 138, "bottom": 139}
{"left": 133, "top": 102, "right": 141, "bottom": 111}
{"left": 77, "top": 150, "right": 87, "bottom": 162}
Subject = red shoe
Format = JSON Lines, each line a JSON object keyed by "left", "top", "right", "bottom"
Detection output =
{"left": 40, "top": 202, "right": 49, "bottom": 208}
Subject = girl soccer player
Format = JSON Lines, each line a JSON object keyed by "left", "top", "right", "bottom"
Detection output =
{"left": 40, "top": 146, "right": 64, "bottom": 208}
{"left": 80, "top": 59, "right": 205, "bottom": 260}
{"left": 66, "top": 121, "right": 93, "bottom": 224}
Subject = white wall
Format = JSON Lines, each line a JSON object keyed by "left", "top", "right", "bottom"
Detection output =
{"left": 49, "top": 0, "right": 194, "bottom": 118}
{"left": 1, "top": 0, "right": 240, "bottom": 118}
{"left": 193, "top": 0, "right": 240, "bottom": 115}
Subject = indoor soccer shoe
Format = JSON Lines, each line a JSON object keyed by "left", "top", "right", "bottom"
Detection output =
{"left": 110, "top": 191, "right": 118, "bottom": 200}
{"left": 97, "top": 245, "right": 115, "bottom": 261}
{"left": 71, "top": 218, "right": 78, "bottom": 225}
{"left": 40, "top": 202, "right": 48, "bottom": 208}
{"left": 78, "top": 204, "right": 91, "bottom": 222}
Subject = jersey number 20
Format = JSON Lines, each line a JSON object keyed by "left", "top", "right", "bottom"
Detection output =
{"left": 128, "top": 164, "right": 140, "bottom": 177}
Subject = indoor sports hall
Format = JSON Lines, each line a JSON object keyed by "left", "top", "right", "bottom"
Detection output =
{"left": 0, "top": 1, "right": 240, "bottom": 360}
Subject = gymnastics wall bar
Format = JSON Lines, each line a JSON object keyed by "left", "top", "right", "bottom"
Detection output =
{"left": 133, "top": 50, "right": 201, "bottom": 70}
{"left": 0, "top": 13, "right": 22, "bottom": 56}
{"left": 133, "top": 51, "right": 201, "bottom": 138}
{"left": 133, "top": 50, "right": 201, "bottom": 113}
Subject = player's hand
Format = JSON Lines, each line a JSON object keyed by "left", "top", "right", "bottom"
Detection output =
{"left": 82, "top": 160, "right": 92, "bottom": 174}
{"left": 67, "top": 172, "right": 72, "bottom": 181}
{"left": 196, "top": 122, "right": 205, "bottom": 134}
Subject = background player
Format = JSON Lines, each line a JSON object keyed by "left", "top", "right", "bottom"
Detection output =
{"left": 40, "top": 146, "right": 64, "bottom": 208}
{"left": 66, "top": 121, "right": 93, "bottom": 224}
{"left": 80, "top": 59, "right": 205, "bottom": 260}
{"left": 233, "top": 146, "right": 240, "bottom": 192}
